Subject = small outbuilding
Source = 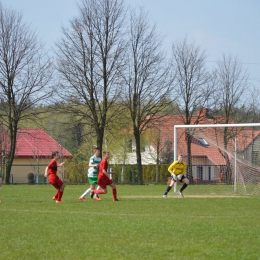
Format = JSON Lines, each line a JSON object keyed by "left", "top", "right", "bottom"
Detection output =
{"left": 2, "top": 128, "right": 73, "bottom": 183}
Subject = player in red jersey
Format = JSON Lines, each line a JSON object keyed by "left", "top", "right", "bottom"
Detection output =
{"left": 91, "top": 151, "right": 118, "bottom": 201}
{"left": 45, "top": 151, "right": 66, "bottom": 203}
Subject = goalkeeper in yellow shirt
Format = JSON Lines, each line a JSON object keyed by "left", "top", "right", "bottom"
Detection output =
{"left": 163, "top": 155, "right": 189, "bottom": 198}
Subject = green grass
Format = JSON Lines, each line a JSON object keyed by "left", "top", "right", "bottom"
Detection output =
{"left": 0, "top": 184, "right": 260, "bottom": 260}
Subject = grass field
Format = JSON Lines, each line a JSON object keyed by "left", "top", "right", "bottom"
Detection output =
{"left": 0, "top": 184, "right": 260, "bottom": 260}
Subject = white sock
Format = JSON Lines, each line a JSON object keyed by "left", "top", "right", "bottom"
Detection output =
{"left": 80, "top": 188, "right": 91, "bottom": 198}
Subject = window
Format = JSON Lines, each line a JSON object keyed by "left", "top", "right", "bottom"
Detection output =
{"left": 127, "top": 139, "right": 135, "bottom": 152}
{"left": 198, "top": 138, "right": 209, "bottom": 146}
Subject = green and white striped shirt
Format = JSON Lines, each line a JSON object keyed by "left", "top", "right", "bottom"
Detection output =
{"left": 87, "top": 156, "right": 101, "bottom": 178}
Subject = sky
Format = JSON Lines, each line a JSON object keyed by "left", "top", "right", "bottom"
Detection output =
{"left": 2, "top": 0, "right": 260, "bottom": 85}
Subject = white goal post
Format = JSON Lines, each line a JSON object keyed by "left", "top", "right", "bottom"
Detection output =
{"left": 173, "top": 123, "right": 260, "bottom": 195}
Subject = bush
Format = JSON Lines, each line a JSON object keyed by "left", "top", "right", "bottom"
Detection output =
{"left": 110, "top": 164, "right": 170, "bottom": 184}
{"left": 65, "top": 162, "right": 170, "bottom": 184}
{"left": 27, "top": 173, "right": 35, "bottom": 184}
{"left": 66, "top": 162, "right": 88, "bottom": 184}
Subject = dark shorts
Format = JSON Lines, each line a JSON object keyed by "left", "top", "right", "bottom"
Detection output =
{"left": 171, "top": 174, "right": 186, "bottom": 182}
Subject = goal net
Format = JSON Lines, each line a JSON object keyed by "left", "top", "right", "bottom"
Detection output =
{"left": 174, "top": 123, "right": 260, "bottom": 196}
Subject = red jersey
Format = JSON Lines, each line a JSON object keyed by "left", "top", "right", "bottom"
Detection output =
{"left": 48, "top": 159, "right": 58, "bottom": 175}
{"left": 98, "top": 158, "right": 113, "bottom": 189}
{"left": 98, "top": 158, "right": 108, "bottom": 177}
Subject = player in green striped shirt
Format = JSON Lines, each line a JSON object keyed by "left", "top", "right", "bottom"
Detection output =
{"left": 79, "top": 148, "right": 102, "bottom": 201}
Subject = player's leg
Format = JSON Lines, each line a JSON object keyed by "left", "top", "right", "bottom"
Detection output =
{"left": 79, "top": 188, "right": 91, "bottom": 200}
{"left": 93, "top": 185, "right": 102, "bottom": 201}
{"left": 56, "top": 179, "right": 65, "bottom": 203}
{"left": 79, "top": 183, "right": 93, "bottom": 200}
{"left": 163, "top": 175, "right": 176, "bottom": 197}
{"left": 110, "top": 182, "right": 118, "bottom": 201}
{"left": 90, "top": 184, "right": 101, "bottom": 201}
{"left": 179, "top": 177, "right": 189, "bottom": 198}
{"left": 91, "top": 177, "right": 107, "bottom": 196}
{"left": 92, "top": 177, "right": 101, "bottom": 199}
{"left": 49, "top": 176, "right": 60, "bottom": 201}
{"left": 53, "top": 189, "right": 59, "bottom": 200}
{"left": 92, "top": 187, "right": 107, "bottom": 194}
{"left": 80, "top": 177, "right": 96, "bottom": 200}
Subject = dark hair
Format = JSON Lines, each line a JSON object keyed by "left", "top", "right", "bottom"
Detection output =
{"left": 51, "top": 151, "right": 59, "bottom": 158}
{"left": 93, "top": 147, "right": 99, "bottom": 152}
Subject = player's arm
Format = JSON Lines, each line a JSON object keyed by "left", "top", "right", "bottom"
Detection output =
{"left": 44, "top": 166, "right": 48, "bottom": 177}
{"left": 102, "top": 168, "right": 111, "bottom": 178}
{"left": 108, "top": 169, "right": 116, "bottom": 174}
{"left": 58, "top": 162, "right": 65, "bottom": 167}
{"left": 168, "top": 161, "right": 176, "bottom": 174}
{"left": 89, "top": 162, "right": 99, "bottom": 167}
{"left": 48, "top": 160, "right": 64, "bottom": 168}
{"left": 89, "top": 158, "right": 99, "bottom": 167}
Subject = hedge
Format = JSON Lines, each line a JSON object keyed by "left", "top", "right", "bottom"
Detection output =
{"left": 65, "top": 162, "right": 170, "bottom": 184}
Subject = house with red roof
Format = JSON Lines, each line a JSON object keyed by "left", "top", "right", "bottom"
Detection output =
{"left": 119, "top": 108, "right": 260, "bottom": 183}
{"left": 1, "top": 128, "right": 73, "bottom": 183}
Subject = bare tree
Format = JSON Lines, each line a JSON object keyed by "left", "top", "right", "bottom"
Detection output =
{"left": 121, "top": 8, "right": 172, "bottom": 184}
{"left": 213, "top": 54, "right": 249, "bottom": 182}
{"left": 247, "top": 86, "right": 260, "bottom": 123}
{"left": 213, "top": 54, "right": 249, "bottom": 123}
{"left": 171, "top": 38, "right": 213, "bottom": 181}
{"left": 55, "top": 0, "right": 126, "bottom": 152}
{"left": 144, "top": 125, "right": 174, "bottom": 183}
{"left": 0, "top": 4, "right": 53, "bottom": 183}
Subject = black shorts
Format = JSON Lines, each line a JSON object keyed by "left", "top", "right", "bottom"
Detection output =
{"left": 171, "top": 174, "right": 185, "bottom": 182}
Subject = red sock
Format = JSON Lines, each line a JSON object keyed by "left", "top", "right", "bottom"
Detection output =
{"left": 54, "top": 190, "right": 59, "bottom": 199}
{"left": 112, "top": 188, "right": 117, "bottom": 200}
{"left": 93, "top": 190, "right": 105, "bottom": 194}
{"left": 57, "top": 190, "right": 63, "bottom": 201}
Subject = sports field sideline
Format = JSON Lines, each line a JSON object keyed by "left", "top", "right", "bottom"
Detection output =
{"left": 1, "top": 184, "right": 259, "bottom": 260}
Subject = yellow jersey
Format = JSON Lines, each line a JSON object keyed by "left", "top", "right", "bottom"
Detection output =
{"left": 168, "top": 160, "right": 186, "bottom": 175}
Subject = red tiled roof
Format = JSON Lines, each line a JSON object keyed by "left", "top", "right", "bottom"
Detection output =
{"left": 13, "top": 129, "right": 73, "bottom": 158}
{"left": 177, "top": 128, "right": 227, "bottom": 165}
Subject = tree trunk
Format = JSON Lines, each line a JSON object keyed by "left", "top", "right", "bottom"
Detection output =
{"left": 186, "top": 132, "right": 194, "bottom": 183}
{"left": 134, "top": 130, "right": 143, "bottom": 185}
{"left": 5, "top": 127, "right": 17, "bottom": 184}
{"left": 156, "top": 163, "right": 159, "bottom": 184}
{"left": 223, "top": 127, "right": 232, "bottom": 183}
{"left": 156, "top": 139, "right": 160, "bottom": 184}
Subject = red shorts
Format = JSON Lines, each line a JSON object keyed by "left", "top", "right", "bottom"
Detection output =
{"left": 49, "top": 174, "right": 63, "bottom": 189}
{"left": 98, "top": 175, "right": 113, "bottom": 189}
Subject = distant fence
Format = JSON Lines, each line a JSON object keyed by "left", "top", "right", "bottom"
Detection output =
{"left": 0, "top": 164, "right": 50, "bottom": 184}
{"left": 1, "top": 163, "right": 227, "bottom": 185}
{"left": 1, "top": 163, "right": 170, "bottom": 184}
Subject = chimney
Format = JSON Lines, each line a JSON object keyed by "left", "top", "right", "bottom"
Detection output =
{"left": 197, "top": 108, "right": 209, "bottom": 118}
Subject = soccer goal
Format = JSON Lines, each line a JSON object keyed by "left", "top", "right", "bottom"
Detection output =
{"left": 174, "top": 123, "right": 260, "bottom": 196}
